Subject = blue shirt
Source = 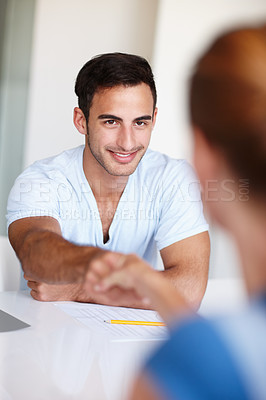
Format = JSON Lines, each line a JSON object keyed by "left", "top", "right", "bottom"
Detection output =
{"left": 145, "top": 295, "right": 266, "bottom": 400}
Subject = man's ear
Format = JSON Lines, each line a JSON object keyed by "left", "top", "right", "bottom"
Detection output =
{"left": 152, "top": 107, "right": 158, "bottom": 129}
{"left": 73, "top": 107, "right": 87, "bottom": 135}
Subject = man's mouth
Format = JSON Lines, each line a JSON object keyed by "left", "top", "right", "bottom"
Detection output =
{"left": 109, "top": 150, "right": 138, "bottom": 163}
{"left": 114, "top": 152, "right": 133, "bottom": 157}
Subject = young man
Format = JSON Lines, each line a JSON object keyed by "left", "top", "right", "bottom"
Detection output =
{"left": 7, "top": 53, "right": 209, "bottom": 308}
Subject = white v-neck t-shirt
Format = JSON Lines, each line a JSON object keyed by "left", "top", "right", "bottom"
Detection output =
{"left": 7, "top": 146, "right": 208, "bottom": 288}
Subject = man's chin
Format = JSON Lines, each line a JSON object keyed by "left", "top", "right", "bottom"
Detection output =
{"left": 106, "top": 165, "right": 138, "bottom": 177}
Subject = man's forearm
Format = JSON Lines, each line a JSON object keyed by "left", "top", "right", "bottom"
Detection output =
{"left": 19, "top": 230, "right": 102, "bottom": 284}
{"left": 22, "top": 239, "right": 151, "bottom": 307}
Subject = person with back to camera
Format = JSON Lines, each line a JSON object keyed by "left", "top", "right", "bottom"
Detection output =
{"left": 86, "top": 25, "right": 266, "bottom": 399}
{"left": 7, "top": 53, "right": 209, "bottom": 308}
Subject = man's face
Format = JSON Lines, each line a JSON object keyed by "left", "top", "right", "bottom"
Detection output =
{"left": 86, "top": 83, "right": 157, "bottom": 176}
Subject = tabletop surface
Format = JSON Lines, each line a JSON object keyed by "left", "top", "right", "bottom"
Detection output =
{"left": 0, "top": 279, "right": 247, "bottom": 400}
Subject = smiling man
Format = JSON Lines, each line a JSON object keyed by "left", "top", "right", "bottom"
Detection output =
{"left": 7, "top": 53, "right": 209, "bottom": 308}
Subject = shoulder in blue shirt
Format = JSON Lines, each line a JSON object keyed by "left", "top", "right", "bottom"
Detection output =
{"left": 145, "top": 316, "right": 250, "bottom": 400}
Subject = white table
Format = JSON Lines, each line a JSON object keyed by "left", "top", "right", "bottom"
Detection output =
{"left": 0, "top": 279, "right": 247, "bottom": 400}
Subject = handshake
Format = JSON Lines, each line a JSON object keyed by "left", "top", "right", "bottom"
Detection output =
{"left": 86, "top": 251, "right": 189, "bottom": 324}
{"left": 87, "top": 252, "right": 154, "bottom": 307}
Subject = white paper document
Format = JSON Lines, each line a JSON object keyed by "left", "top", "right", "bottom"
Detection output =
{"left": 54, "top": 302, "right": 168, "bottom": 341}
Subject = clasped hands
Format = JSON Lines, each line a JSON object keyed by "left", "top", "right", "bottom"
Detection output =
{"left": 86, "top": 252, "right": 154, "bottom": 307}
{"left": 25, "top": 251, "right": 156, "bottom": 306}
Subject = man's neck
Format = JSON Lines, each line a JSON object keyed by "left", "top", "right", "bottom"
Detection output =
{"left": 83, "top": 145, "right": 129, "bottom": 201}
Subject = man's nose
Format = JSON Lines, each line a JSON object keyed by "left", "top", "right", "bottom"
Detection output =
{"left": 116, "top": 126, "right": 136, "bottom": 151}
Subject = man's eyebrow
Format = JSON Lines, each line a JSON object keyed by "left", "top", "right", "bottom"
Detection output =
{"left": 133, "top": 115, "right": 152, "bottom": 122}
{"left": 98, "top": 114, "right": 152, "bottom": 122}
{"left": 98, "top": 114, "right": 123, "bottom": 121}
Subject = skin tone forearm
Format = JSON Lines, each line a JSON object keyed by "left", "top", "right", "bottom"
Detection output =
{"left": 13, "top": 222, "right": 146, "bottom": 306}
{"left": 19, "top": 230, "right": 102, "bottom": 284}
{"left": 18, "top": 230, "right": 144, "bottom": 306}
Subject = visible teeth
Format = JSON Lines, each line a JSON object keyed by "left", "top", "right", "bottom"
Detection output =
{"left": 114, "top": 153, "right": 131, "bottom": 157}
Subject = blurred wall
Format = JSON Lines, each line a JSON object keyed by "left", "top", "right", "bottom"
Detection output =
{"left": 24, "top": 0, "right": 159, "bottom": 166}
{"left": 0, "top": 0, "right": 35, "bottom": 236}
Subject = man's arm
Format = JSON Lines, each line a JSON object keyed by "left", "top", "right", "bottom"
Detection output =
{"left": 9, "top": 217, "right": 209, "bottom": 308}
{"left": 9, "top": 217, "right": 106, "bottom": 302}
{"left": 160, "top": 231, "right": 210, "bottom": 309}
{"left": 8, "top": 216, "right": 102, "bottom": 284}
{"left": 9, "top": 217, "right": 146, "bottom": 306}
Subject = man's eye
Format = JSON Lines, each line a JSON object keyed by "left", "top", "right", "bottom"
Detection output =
{"left": 105, "top": 120, "right": 117, "bottom": 125}
{"left": 135, "top": 121, "right": 146, "bottom": 127}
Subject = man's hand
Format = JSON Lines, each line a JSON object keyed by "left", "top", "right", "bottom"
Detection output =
{"left": 88, "top": 232, "right": 210, "bottom": 311}
{"left": 85, "top": 252, "right": 151, "bottom": 308}
{"left": 25, "top": 259, "right": 146, "bottom": 308}
{"left": 86, "top": 252, "right": 155, "bottom": 304}
{"left": 86, "top": 252, "right": 191, "bottom": 324}
{"left": 25, "top": 275, "right": 85, "bottom": 302}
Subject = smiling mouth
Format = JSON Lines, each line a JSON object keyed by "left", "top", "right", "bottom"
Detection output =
{"left": 114, "top": 152, "right": 133, "bottom": 158}
{"left": 108, "top": 150, "right": 139, "bottom": 163}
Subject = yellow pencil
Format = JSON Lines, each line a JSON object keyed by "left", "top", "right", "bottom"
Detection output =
{"left": 104, "top": 320, "right": 166, "bottom": 326}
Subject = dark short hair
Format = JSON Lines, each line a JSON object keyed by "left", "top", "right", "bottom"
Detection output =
{"left": 190, "top": 24, "right": 266, "bottom": 197}
{"left": 75, "top": 52, "right": 157, "bottom": 122}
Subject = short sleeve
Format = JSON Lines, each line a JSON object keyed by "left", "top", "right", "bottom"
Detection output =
{"left": 6, "top": 168, "right": 62, "bottom": 230}
{"left": 154, "top": 160, "right": 208, "bottom": 250}
{"left": 145, "top": 318, "right": 250, "bottom": 400}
